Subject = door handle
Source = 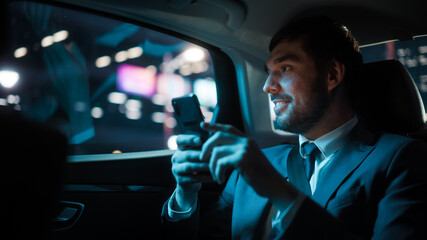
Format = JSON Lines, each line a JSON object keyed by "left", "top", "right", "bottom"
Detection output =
{"left": 51, "top": 201, "right": 84, "bottom": 231}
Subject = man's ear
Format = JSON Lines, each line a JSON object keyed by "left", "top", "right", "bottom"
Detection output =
{"left": 327, "top": 60, "right": 346, "bottom": 92}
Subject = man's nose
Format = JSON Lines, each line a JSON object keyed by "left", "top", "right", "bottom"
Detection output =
{"left": 263, "top": 74, "right": 280, "bottom": 94}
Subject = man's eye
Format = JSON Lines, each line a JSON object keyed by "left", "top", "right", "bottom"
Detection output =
{"left": 280, "top": 66, "right": 290, "bottom": 73}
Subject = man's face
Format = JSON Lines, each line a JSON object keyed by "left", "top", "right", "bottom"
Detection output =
{"left": 264, "top": 39, "right": 329, "bottom": 135}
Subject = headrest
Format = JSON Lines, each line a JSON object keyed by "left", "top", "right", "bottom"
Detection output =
{"left": 357, "top": 60, "right": 425, "bottom": 134}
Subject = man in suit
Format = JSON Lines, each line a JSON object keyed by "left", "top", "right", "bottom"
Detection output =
{"left": 161, "top": 16, "right": 427, "bottom": 239}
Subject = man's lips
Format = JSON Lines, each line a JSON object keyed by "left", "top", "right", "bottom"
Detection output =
{"left": 271, "top": 95, "right": 292, "bottom": 113}
{"left": 272, "top": 99, "right": 291, "bottom": 112}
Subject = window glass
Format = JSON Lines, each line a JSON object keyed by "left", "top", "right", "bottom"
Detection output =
{"left": 360, "top": 36, "right": 427, "bottom": 119}
{"left": 1, "top": 2, "right": 217, "bottom": 154}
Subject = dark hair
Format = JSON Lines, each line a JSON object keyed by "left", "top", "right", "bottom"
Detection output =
{"left": 269, "top": 16, "right": 363, "bottom": 108}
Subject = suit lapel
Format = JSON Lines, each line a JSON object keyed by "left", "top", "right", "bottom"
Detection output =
{"left": 235, "top": 186, "right": 270, "bottom": 239}
{"left": 236, "top": 147, "right": 291, "bottom": 238}
{"left": 312, "top": 124, "right": 376, "bottom": 207}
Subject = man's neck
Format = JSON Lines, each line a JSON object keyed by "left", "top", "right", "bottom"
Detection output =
{"left": 303, "top": 109, "right": 355, "bottom": 141}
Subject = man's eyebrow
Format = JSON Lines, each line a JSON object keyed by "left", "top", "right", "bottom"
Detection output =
{"left": 273, "top": 53, "right": 302, "bottom": 64}
{"left": 264, "top": 53, "right": 301, "bottom": 74}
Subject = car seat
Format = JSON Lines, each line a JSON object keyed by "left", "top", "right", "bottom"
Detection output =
{"left": 356, "top": 59, "right": 426, "bottom": 139}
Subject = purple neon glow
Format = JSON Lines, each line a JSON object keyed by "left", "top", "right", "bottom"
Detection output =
{"left": 117, "top": 64, "right": 156, "bottom": 97}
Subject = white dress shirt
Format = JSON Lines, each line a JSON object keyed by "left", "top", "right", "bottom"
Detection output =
{"left": 267, "top": 116, "right": 358, "bottom": 236}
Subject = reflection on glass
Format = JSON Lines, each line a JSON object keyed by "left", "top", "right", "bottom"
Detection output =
{"left": 2, "top": 1, "right": 217, "bottom": 154}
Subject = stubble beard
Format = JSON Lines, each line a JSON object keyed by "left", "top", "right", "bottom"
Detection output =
{"left": 273, "top": 78, "right": 330, "bottom": 135}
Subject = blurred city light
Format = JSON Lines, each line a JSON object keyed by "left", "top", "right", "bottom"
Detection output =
{"left": 146, "top": 65, "right": 157, "bottom": 74}
{"left": 115, "top": 50, "right": 128, "bottom": 63}
{"left": 95, "top": 56, "right": 112, "bottom": 68}
{"left": 0, "top": 70, "right": 19, "bottom": 88}
{"left": 41, "top": 30, "right": 69, "bottom": 48}
{"left": 194, "top": 78, "right": 217, "bottom": 107}
{"left": 14, "top": 47, "right": 28, "bottom": 58}
{"left": 117, "top": 64, "right": 156, "bottom": 97}
{"left": 167, "top": 135, "right": 178, "bottom": 150}
{"left": 182, "top": 47, "right": 205, "bottom": 62}
{"left": 108, "top": 92, "right": 127, "bottom": 104}
{"left": 91, "top": 107, "right": 104, "bottom": 118}
{"left": 125, "top": 109, "right": 142, "bottom": 120}
{"left": 191, "top": 61, "right": 209, "bottom": 73}
{"left": 157, "top": 73, "right": 189, "bottom": 98}
{"left": 125, "top": 99, "right": 142, "bottom": 111}
{"left": 127, "top": 46, "right": 143, "bottom": 59}
{"left": 74, "top": 101, "right": 88, "bottom": 112}
{"left": 41, "top": 35, "right": 54, "bottom": 47}
{"left": 164, "top": 117, "right": 177, "bottom": 128}
{"left": 151, "top": 112, "right": 166, "bottom": 123}
{"left": 179, "top": 64, "right": 192, "bottom": 76}
{"left": 7, "top": 95, "right": 20, "bottom": 104}
{"left": 0, "top": 98, "right": 7, "bottom": 106}
{"left": 151, "top": 94, "right": 168, "bottom": 106}
{"left": 53, "top": 30, "right": 69, "bottom": 42}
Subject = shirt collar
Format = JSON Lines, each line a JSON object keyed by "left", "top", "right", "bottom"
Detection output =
{"left": 299, "top": 116, "right": 358, "bottom": 159}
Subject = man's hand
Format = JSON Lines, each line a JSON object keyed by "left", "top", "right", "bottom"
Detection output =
{"left": 200, "top": 123, "right": 299, "bottom": 208}
{"left": 171, "top": 134, "right": 211, "bottom": 211}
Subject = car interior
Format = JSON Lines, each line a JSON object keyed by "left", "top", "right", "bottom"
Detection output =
{"left": 1, "top": 0, "right": 426, "bottom": 239}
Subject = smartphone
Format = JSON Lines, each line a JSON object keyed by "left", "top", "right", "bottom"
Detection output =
{"left": 171, "top": 94, "right": 210, "bottom": 142}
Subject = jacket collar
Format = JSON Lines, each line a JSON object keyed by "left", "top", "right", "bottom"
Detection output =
{"left": 311, "top": 123, "right": 376, "bottom": 207}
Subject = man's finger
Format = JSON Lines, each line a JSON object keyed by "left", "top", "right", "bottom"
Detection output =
{"left": 176, "top": 134, "right": 202, "bottom": 150}
{"left": 207, "top": 145, "right": 233, "bottom": 182}
{"left": 215, "top": 153, "right": 240, "bottom": 184}
{"left": 172, "top": 150, "right": 201, "bottom": 163}
{"left": 199, "top": 131, "right": 238, "bottom": 163}
{"left": 201, "top": 122, "right": 244, "bottom": 136}
{"left": 172, "top": 162, "right": 210, "bottom": 176}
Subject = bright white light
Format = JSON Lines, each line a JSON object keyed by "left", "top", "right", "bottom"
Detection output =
{"left": 115, "top": 51, "right": 128, "bottom": 63}
{"left": 125, "top": 99, "right": 142, "bottom": 111}
{"left": 41, "top": 35, "right": 54, "bottom": 48}
{"left": 14, "top": 47, "right": 28, "bottom": 58}
{"left": 91, "top": 107, "right": 104, "bottom": 119}
{"left": 0, "top": 70, "right": 19, "bottom": 88}
{"left": 7, "top": 95, "right": 20, "bottom": 104}
{"left": 194, "top": 78, "right": 217, "bottom": 106}
{"left": 0, "top": 98, "right": 7, "bottom": 106}
{"left": 108, "top": 92, "right": 127, "bottom": 104}
{"left": 127, "top": 46, "right": 143, "bottom": 59}
{"left": 95, "top": 56, "right": 111, "bottom": 68}
{"left": 167, "top": 135, "right": 178, "bottom": 150}
{"left": 53, "top": 30, "right": 69, "bottom": 42}
{"left": 126, "top": 110, "right": 142, "bottom": 120}
{"left": 182, "top": 47, "right": 205, "bottom": 62}
{"left": 151, "top": 112, "right": 166, "bottom": 123}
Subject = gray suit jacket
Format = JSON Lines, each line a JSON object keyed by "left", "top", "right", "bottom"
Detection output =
{"left": 162, "top": 125, "right": 427, "bottom": 239}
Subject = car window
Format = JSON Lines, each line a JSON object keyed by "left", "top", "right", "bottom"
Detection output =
{"left": 0, "top": 1, "right": 217, "bottom": 155}
{"left": 360, "top": 36, "right": 427, "bottom": 120}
